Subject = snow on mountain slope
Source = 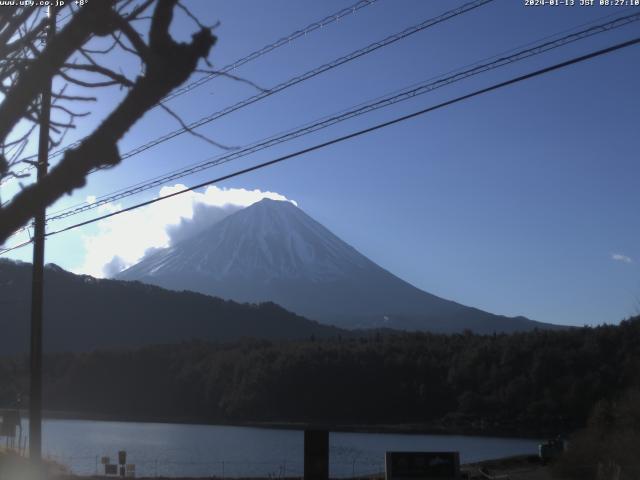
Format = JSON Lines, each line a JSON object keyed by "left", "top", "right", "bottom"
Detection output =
{"left": 121, "top": 199, "right": 369, "bottom": 281}
{"left": 117, "top": 199, "right": 559, "bottom": 333}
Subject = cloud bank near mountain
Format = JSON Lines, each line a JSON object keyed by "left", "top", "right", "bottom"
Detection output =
{"left": 75, "top": 185, "right": 295, "bottom": 278}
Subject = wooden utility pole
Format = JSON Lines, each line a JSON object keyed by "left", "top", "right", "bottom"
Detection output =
{"left": 29, "top": 4, "right": 56, "bottom": 464}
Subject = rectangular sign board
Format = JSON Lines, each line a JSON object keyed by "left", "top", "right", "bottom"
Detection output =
{"left": 385, "top": 452, "right": 460, "bottom": 480}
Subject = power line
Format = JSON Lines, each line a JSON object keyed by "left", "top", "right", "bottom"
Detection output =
{"left": 94, "top": 0, "right": 495, "bottom": 167}
{"left": 5, "top": 0, "right": 380, "bottom": 178}
{"left": 43, "top": 6, "right": 635, "bottom": 222}
{"left": 5, "top": 0, "right": 493, "bottom": 181}
{"left": 39, "top": 11, "right": 640, "bottom": 227}
{"left": 162, "top": 0, "right": 380, "bottom": 102}
{"left": 0, "top": 238, "right": 33, "bottom": 256}
{"left": 2, "top": 0, "right": 502, "bottom": 246}
{"left": 1, "top": 35, "right": 634, "bottom": 257}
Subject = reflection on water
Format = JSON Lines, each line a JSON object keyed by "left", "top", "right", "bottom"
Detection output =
{"left": 27, "top": 419, "right": 539, "bottom": 477}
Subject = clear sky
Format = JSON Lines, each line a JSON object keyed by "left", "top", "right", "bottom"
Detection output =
{"left": 2, "top": 0, "right": 640, "bottom": 327}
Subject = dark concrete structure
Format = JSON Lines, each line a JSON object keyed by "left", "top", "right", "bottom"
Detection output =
{"left": 304, "top": 430, "right": 329, "bottom": 480}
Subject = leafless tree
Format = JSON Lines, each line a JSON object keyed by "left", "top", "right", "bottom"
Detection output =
{"left": 0, "top": 0, "right": 217, "bottom": 244}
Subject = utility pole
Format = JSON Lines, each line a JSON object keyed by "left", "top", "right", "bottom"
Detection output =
{"left": 29, "top": 4, "right": 56, "bottom": 465}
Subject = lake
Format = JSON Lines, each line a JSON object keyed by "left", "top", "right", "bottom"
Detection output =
{"left": 26, "top": 419, "right": 540, "bottom": 477}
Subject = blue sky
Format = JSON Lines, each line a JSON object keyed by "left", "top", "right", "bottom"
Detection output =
{"left": 2, "top": 0, "right": 640, "bottom": 327}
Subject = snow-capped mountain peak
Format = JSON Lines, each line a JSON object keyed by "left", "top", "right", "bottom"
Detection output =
{"left": 117, "top": 198, "right": 553, "bottom": 334}
{"left": 120, "top": 198, "right": 369, "bottom": 283}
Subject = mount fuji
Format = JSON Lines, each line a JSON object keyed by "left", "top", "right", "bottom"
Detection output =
{"left": 117, "top": 198, "right": 557, "bottom": 333}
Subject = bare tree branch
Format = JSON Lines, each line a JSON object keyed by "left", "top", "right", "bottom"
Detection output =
{"left": 58, "top": 69, "right": 123, "bottom": 88}
{"left": 0, "top": 1, "right": 118, "bottom": 142}
{"left": 0, "top": 0, "right": 217, "bottom": 243}
{"left": 62, "top": 62, "right": 135, "bottom": 87}
{"left": 194, "top": 68, "right": 268, "bottom": 93}
{"left": 158, "top": 102, "right": 237, "bottom": 151}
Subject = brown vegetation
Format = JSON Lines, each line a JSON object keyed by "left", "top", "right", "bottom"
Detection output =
{"left": 552, "top": 390, "right": 640, "bottom": 480}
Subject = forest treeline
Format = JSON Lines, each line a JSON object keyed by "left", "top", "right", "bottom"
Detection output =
{"left": 1, "top": 317, "right": 639, "bottom": 436}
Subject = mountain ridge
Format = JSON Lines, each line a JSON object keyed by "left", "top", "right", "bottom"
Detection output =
{"left": 117, "top": 199, "right": 561, "bottom": 333}
{"left": 0, "top": 258, "right": 344, "bottom": 354}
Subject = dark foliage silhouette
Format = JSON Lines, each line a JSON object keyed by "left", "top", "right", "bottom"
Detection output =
{"left": 2, "top": 315, "right": 638, "bottom": 436}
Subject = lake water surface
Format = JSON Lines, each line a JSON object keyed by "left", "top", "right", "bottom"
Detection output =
{"left": 30, "top": 419, "right": 539, "bottom": 477}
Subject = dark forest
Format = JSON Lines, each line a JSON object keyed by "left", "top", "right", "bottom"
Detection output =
{"left": 2, "top": 316, "right": 638, "bottom": 437}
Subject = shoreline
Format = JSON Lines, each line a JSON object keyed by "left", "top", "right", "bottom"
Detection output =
{"left": 2, "top": 453, "right": 549, "bottom": 480}
{"left": 51, "top": 455, "right": 551, "bottom": 480}
{"left": 2, "top": 408, "right": 552, "bottom": 440}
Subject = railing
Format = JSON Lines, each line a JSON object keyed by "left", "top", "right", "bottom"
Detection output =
{"left": 44, "top": 453, "right": 386, "bottom": 478}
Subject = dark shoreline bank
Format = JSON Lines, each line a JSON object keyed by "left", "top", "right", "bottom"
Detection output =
{"left": 2, "top": 408, "right": 555, "bottom": 439}
{"left": 5, "top": 454, "right": 550, "bottom": 480}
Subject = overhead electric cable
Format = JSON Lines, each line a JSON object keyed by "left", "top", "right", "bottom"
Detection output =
{"left": 4, "top": 0, "right": 380, "bottom": 178}
{"left": 0, "top": 238, "right": 33, "bottom": 255}
{"left": 94, "top": 0, "right": 495, "bottom": 165}
{"left": 5, "top": 0, "right": 493, "bottom": 181}
{"left": 4, "top": 8, "right": 637, "bottom": 248}
{"left": 44, "top": 7, "right": 636, "bottom": 222}
{"left": 39, "top": 11, "right": 640, "bottom": 226}
{"left": 163, "top": 0, "right": 380, "bottom": 102}
{"left": 2, "top": 34, "right": 636, "bottom": 257}
{"left": 45, "top": 7, "right": 639, "bottom": 222}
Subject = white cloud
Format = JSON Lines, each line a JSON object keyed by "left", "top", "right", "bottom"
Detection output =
{"left": 611, "top": 253, "right": 633, "bottom": 264}
{"left": 74, "top": 185, "right": 295, "bottom": 278}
